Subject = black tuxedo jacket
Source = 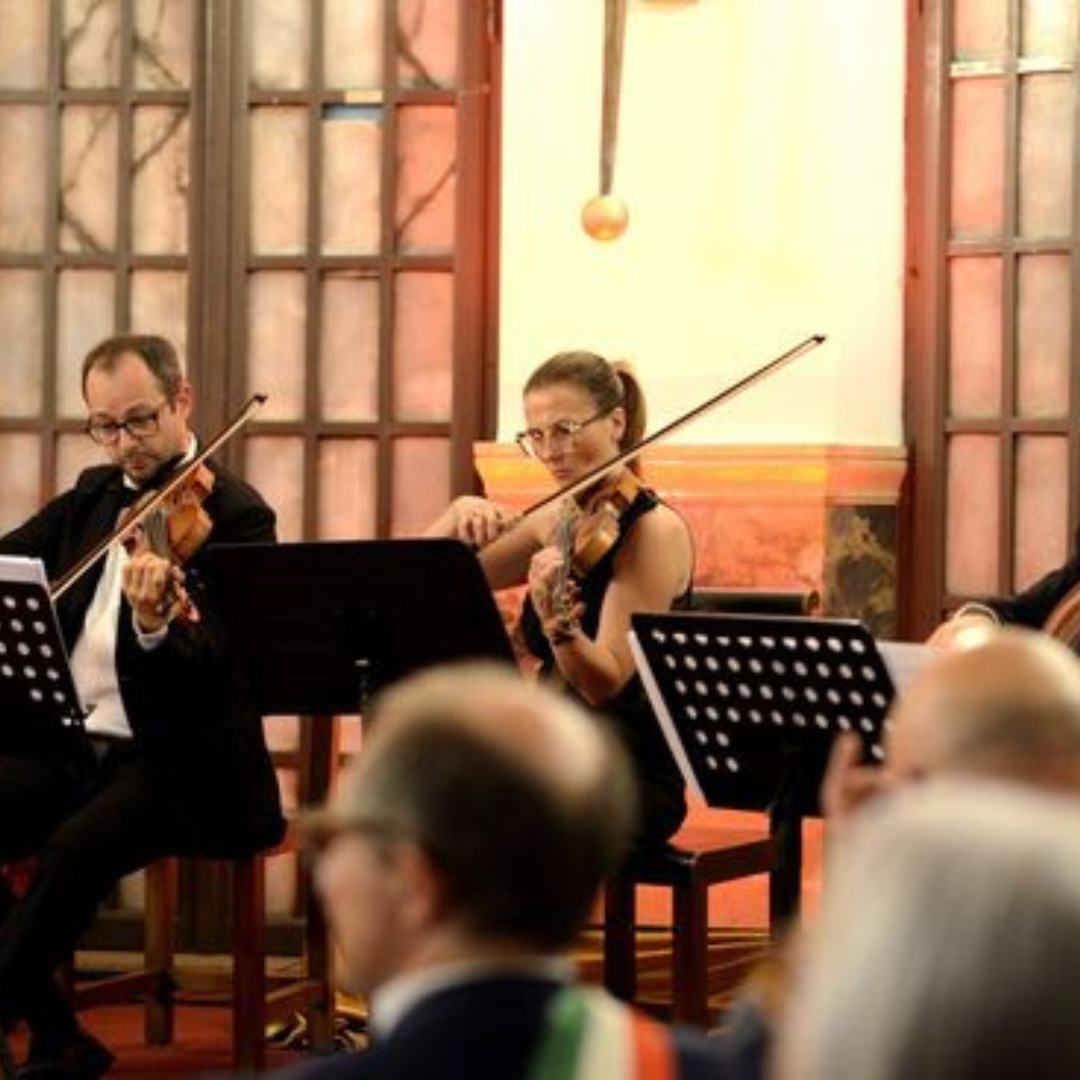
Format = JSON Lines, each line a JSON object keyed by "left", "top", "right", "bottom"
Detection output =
{"left": 266, "top": 976, "right": 734, "bottom": 1080}
{"left": 0, "top": 460, "right": 285, "bottom": 858}
{"left": 990, "top": 525, "right": 1080, "bottom": 630}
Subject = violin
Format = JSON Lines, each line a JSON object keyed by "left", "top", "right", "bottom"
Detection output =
{"left": 559, "top": 469, "right": 643, "bottom": 579}
{"left": 51, "top": 395, "right": 268, "bottom": 616}
{"left": 124, "top": 459, "right": 217, "bottom": 623}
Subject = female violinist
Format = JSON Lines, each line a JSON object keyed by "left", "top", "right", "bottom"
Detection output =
{"left": 428, "top": 350, "right": 694, "bottom": 849}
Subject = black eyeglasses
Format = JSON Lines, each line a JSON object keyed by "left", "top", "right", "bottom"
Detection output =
{"left": 85, "top": 401, "right": 170, "bottom": 446}
{"left": 515, "top": 409, "right": 611, "bottom": 460}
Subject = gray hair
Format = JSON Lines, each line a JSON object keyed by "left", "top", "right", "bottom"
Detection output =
{"left": 777, "top": 779, "right": 1080, "bottom": 1080}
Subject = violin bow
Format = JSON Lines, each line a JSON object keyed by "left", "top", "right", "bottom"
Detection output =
{"left": 522, "top": 333, "right": 827, "bottom": 517}
{"left": 51, "top": 393, "right": 268, "bottom": 602}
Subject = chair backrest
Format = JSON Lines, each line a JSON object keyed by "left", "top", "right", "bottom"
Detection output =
{"left": 689, "top": 587, "right": 821, "bottom": 617}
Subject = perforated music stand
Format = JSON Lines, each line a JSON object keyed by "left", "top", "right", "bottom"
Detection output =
{"left": 0, "top": 556, "right": 88, "bottom": 755}
{"left": 629, "top": 611, "right": 893, "bottom": 922}
{"left": 202, "top": 539, "right": 517, "bottom": 714}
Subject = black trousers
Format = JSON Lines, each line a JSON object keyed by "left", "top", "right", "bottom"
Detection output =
{"left": 0, "top": 743, "right": 180, "bottom": 1038}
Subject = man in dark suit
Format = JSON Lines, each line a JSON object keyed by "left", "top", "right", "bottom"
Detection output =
{"left": 267, "top": 661, "right": 733, "bottom": 1080}
{"left": 0, "top": 334, "right": 284, "bottom": 1079}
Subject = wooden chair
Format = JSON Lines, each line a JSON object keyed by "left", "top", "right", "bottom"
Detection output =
{"left": 69, "top": 715, "right": 338, "bottom": 1073}
{"left": 601, "top": 587, "right": 818, "bottom": 1026}
{"left": 602, "top": 824, "right": 777, "bottom": 1028}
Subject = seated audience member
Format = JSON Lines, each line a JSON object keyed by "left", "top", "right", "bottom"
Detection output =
{"left": 263, "top": 662, "right": 731, "bottom": 1080}
{"left": 823, "top": 626, "right": 1080, "bottom": 828}
{"left": 714, "top": 627, "right": 1080, "bottom": 1080}
{"left": 775, "top": 779, "right": 1080, "bottom": 1080}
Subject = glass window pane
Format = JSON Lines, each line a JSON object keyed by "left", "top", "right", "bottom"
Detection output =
{"left": 0, "top": 435, "right": 40, "bottom": 534}
{"left": 134, "top": 0, "right": 194, "bottom": 89}
{"left": 133, "top": 106, "right": 191, "bottom": 255}
{"left": 1021, "top": 0, "right": 1078, "bottom": 56}
{"left": 324, "top": 0, "right": 384, "bottom": 90}
{"left": 1017, "top": 254, "right": 1070, "bottom": 419}
{"left": 946, "top": 436, "right": 1000, "bottom": 595}
{"left": 61, "top": 105, "right": 119, "bottom": 254}
{"left": 317, "top": 439, "right": 377, "bottom": 540}
{"left": 1015, "top": 436, "right": 1068, "bottom": 590}
{"left": 398, "top": 0, "right": 458, "bottom": 89}
{"left": 63, "top": 0, "right": 121, "bottom": 89}
{"left": 1018, "top": 73, "right": 1074, "bottom": 238}
{"left": 320, "top": 275, "right": 379, "bottom": 422}
{"left": 948, "top": 257, "right": 1003, "bottom": 419}
{"left": 396, "top": 105, "right": 456, "bottom": 254}
{"left": 394, "top": 272, "right": 453, "bottom": 421}
{"left": 245, "top": 435, "right": 304, "bottom": 542}
{"left": 0, "top": 270, "right": 43, "bottom": 418}
{"left": 250, "top": 107, "right": 309, "bottom": 256}
{"left": 0, "top": 0, "right": 51, "bottom": 89}
{"left": 247, "top": 272, "right": 307, "bottom": 420}
{"left": 249, "top": 0, "right": 310, "bottom": 90}
{"left": 391, "top": 438, "right": 450, "bottom": 537}
{"left": 950, "top": 78, "right": 1006, "bottom": 239}
{"left": 131, "top": 270, "right": 188, "bottom": 365}
{"left": 0, "top": 107, "right": 48, "bottom": 254}
{"left": 57, "top": 270, "right": 116, "bottom": 418}
{"left": 321, "top": 106, "right": 383, "bottom": 255}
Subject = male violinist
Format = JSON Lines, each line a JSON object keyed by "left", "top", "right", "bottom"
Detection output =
{"left": 0, "top": 334, "right": 284, "bottom": 1078}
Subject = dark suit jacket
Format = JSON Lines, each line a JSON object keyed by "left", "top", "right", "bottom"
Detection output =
{"left": 0, "top": 460, "right": 285, "bottom": 857}
{"left": 989, "top": 526, "right": 1080, "bottom": 630}
{"left": 263, "top": 976, "right": 734, "bottom": 1080}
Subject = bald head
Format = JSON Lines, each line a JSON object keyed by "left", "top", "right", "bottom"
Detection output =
{"left": 887, "top": 629, "right": 1080, "bottom": 791}
{"left": 310, "top": 661, "right": 638, "bottom": 950}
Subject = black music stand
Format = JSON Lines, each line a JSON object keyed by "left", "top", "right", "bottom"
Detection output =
{"left": 629, "top": 611, "right": 893, "bottom": 922}
{"left": 202, "top": 539, "right": 517, "bottom": 714}
{"left": 0, "top": 556, "right": 88, "bottom": 755}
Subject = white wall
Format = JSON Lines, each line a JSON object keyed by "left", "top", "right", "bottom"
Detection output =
{"left": 498, "top": 0, "right": 905, "bottom": 446}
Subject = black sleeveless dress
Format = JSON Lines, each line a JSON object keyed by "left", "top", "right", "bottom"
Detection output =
{"left": 520, "top": 486, "right": 689, "bottom": 850}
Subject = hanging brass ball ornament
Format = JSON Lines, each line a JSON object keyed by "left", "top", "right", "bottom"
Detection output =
{"left": 581, "top": 194, "right": 630, "bottom": 241}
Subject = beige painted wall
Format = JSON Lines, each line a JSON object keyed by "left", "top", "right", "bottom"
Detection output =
{"left": 499, "top": 0, "right": 905, "bottom": 447}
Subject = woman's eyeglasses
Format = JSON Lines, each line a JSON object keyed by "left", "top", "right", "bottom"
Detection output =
{"left": 515, "top": 409, "right": 610, "bottom": 460}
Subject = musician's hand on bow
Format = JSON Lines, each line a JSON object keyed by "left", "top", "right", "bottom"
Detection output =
{"left": 426, "top": 496, "right": 517, "bottom": 550}
{"left": 122, "top": 549, "right": 187, "bottom": 633}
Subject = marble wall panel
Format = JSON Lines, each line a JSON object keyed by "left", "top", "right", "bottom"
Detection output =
{"left": 133, "top": 106, "right": 190, "bottom": 255}
{"left": 63, "top": 0, "right": 121, "bottom": 88}
{"left": 325, "top": 0, "right": 384, "bottom": 90}
{"left": 131, "top": 270, "right": 188, "bottom": 365}
{"left": 244, "top": 435, "right": 304, "bottom": 542}
{"left": 1019, "top": 73, "right": 1074, "bottom": 238}
{"left": 0, "top": 107, "right": 48, "bottom": 253}
{"left": 398, "top": 0, "right": 458, "bottom": 89}
{"left": 396, "top": 105, "right": 456, "bottom": 253}
{"left": 0, "top": 270, "right": 43, "bottom": 417}
{"left": 1017, "top": 253, "right": 1070, "bottom": 419}
{"left": 0, "top": 434, "right": 41, "bottom": 533}
{"left": 393, "top": 271, "right": 453, "bottom": 420}
{"left": 134, "top": 0, "right": 193, "bottom": 89}
{"left": 247, "top": 271, "right": 307, "bottom": 420}
{"left": 0, "top": 0, "right": 50, "bottom": 88}
{"left": 56, "top": 269, "right": 115, "bottom": 417}
{"left": 321, "top": 111, "right": 382, "bottom": 255}
{"left": 250, "top": 107, "right": 309, "bottom": 256}
{"left": 391, "top": 437, "right": 450, "bottom": 537}
{"left": 317, "top": 439, "right": 377, "bottom": 540}
{"left": 249, "top": 0, "right": 309, "bottom": 90}
{"left": 60, "top": 105, "right": 119, "bottom": 253}
{"left": 320, "top": 275, "right": 380, "bottom": 421}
